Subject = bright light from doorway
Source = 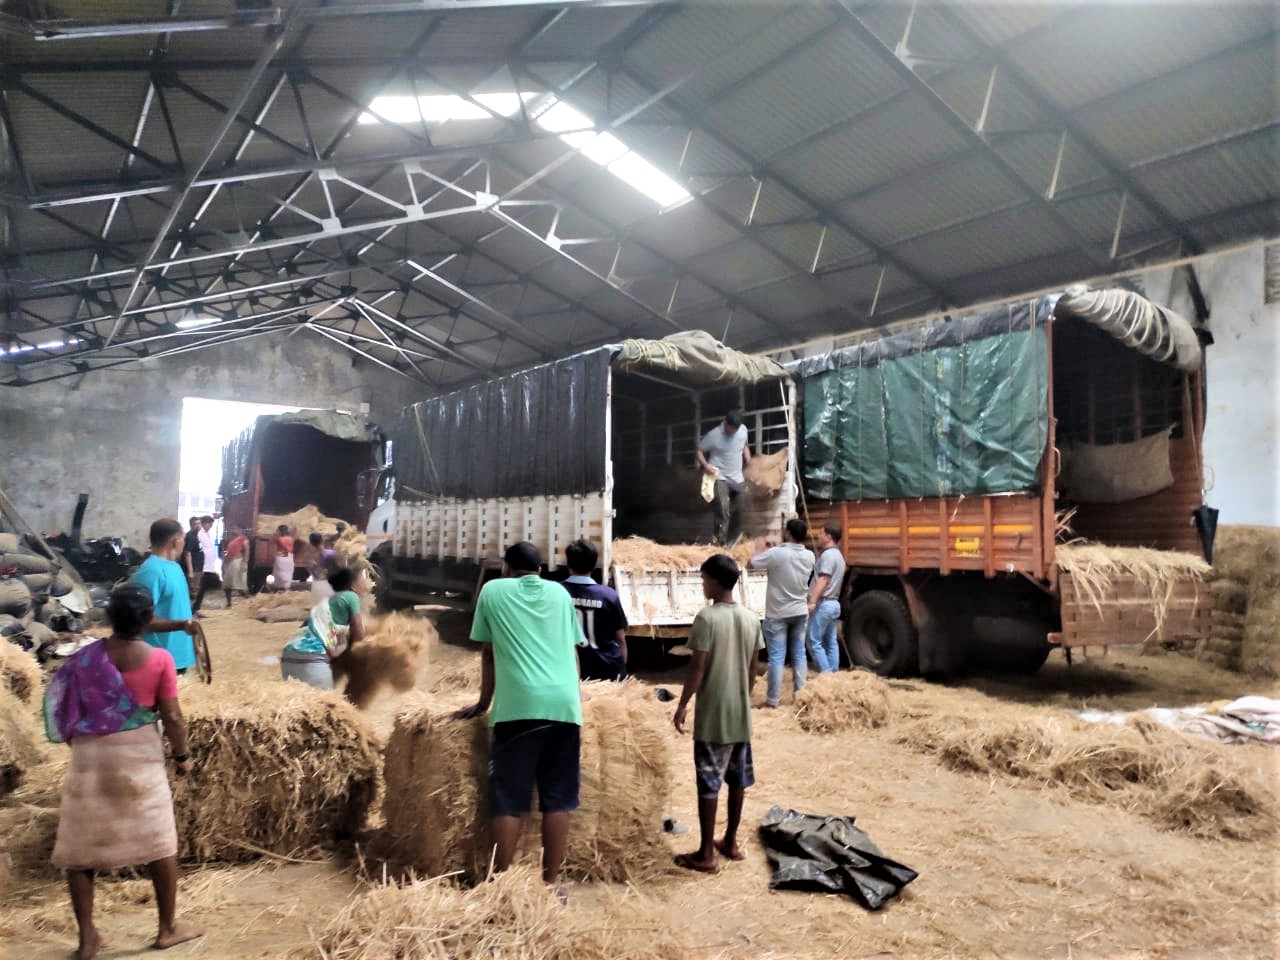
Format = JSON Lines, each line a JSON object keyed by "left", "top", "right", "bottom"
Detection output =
{"left": 177, "top": 397, "right": 300, "bottom": 519}
{"left": 359, "top": 90, "right": 691, "bottom": 209}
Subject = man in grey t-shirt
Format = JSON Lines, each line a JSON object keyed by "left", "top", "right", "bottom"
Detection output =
{"left": 807, "top": 523, "right": 847, "bottom": 673}
{"left": 749, "top": 518, "right": 815, "bottom": 707}
{"left": 697, "top": 410, "right": 752, "bottom": 545}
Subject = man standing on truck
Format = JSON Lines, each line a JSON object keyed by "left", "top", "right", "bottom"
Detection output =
{"left": 750, "top": 519, "right": 815, "bottom": 707}
{"left": 454, "top": 542, "right": 582, "bottom": 889}
{"left": 697, "top": 410, "right": 752, "bottom": 545}
{"left": 561, "top": 539, "right": 628, "bottom": 681}
{"left": 807, "top": 524, "right": 846, "bottom": 674}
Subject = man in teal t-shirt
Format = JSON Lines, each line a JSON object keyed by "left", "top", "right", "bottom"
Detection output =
{"left": 132, "top": 519, "right": 199, "bottom": 671}
{"left": 456, "top": 541, "right": 581, "bottom": 886}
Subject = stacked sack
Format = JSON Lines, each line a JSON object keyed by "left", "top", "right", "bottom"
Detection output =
{"left": 1200, "top": 527, "right": 1280, "bottom": 677}
{"left": 0, "top": 532, "right": 83, "bottom": 659}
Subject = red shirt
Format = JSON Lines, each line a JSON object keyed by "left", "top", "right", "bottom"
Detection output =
{"left": 122, "top": 646, "right": 178, "bottom": 709}
{"left": 224, "top": 534, "right": 248, "bottom": 560}
{"left": 276, "top": 535, "right": 295, "bottom": 557}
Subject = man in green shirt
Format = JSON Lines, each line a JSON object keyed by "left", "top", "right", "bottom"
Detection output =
{"left": 672, "top": 553, "right": 764, "bottom": 874}
{"left": 456, "top": 542, "right": 582, "bottom": 886}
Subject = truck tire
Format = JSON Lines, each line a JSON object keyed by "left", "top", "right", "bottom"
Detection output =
{"left": 846, "top": 590, "right": 918, "bottom": 677}
{"left": 971, "top": 616, "right": 1053, "bottom": 674}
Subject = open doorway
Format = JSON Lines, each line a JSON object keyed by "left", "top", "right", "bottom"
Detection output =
{"left": 177, "top": 398, "right": 300, "bottom": 543}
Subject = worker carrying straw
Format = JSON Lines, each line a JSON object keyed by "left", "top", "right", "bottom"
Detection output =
{"left": 42, "top": 583, "right": 203, "bottom": 960}
{"left": 696, "top": 409, "right": 752, "bottom": 545}
{"left": 279, "top": 566, "right": 366, "bottom": 690}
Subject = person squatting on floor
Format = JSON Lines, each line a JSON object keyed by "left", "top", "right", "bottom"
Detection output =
{"left": 561, "top": 538, "right": 629, "bottom": 681}
{"left": 807, "top": 523, "right": 847, "bottom": 673}
{"left": 45, "top": 583, "right": 203, "bottom": 960}
{"left": 750, "top": 519, "right": 816, "bottom": 706}
{"left": 455, "top": 541, "right": 583, "bottom": 889}
{"left": 672, "top": 553, "right": 764, "bottom": 874}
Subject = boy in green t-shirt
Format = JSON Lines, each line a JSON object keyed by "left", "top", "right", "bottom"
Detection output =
{"left": 673, "top": 554, "right": 764, "bottom": 873}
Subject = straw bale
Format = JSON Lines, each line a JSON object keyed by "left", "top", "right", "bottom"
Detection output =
{"left": 332, "top": 527, "right": 376, "bottom": 581}
{"left": 383, "top": 681, "right": 671, "bottom": 883}
{"left": 332, "top": 612, "right": 434, "bottom": 710}
{"left": 1209, "top": 578, "right": 1249, "bottom": 615}
{"left": 430, "top": 656, "right": 483, "bottom": 694}
{"left": 0, "top": 640, "right": 42, "bottom": 705}
{"left": 257, "top": 504, "right": 349, "bottom": 537}
{"left": 743, "top": 448, "right": 789, "bottom": 498}
{"left": 0, "top": 686, "right": 42, "bottom": 796}
{"left": 1209, "top": 610, "right": 1245, "bottom": 633}
{"left": 308, "top": 865, "right": 686, "bottom": 960}
{"left": 1241, "top": 570, "right": 1280, "bottom": 679}
{"left": 1212, "top": 525, "right": 1280, "bottom": 582}
{"left": 242, "top": 591, "right": 313, "bottom": 623}
{"left": 1055, "top": 542, "right": 1210, "bottom": 639}
{"left": 611, "top": 535, "right": 755, "bottom": 572}
{"left": 794, "top": 670, "right": 891, "bottom": 733}
{"left": 899, "top": 702, "right": 1276, "bottom": 841}
{"left": 172, "top": 682, "right": 380, "bottom": 862}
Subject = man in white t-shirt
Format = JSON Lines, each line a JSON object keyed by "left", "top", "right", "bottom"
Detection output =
{"left": 697, "top": 410, "right": 751, "bottom": 545}
{"left": 193, "top": 516, "right": 222, "bottom": 614}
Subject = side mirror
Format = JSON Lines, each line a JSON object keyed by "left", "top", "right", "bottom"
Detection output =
{"left": 355, "top": 468, "right": 379, "bottom": 510}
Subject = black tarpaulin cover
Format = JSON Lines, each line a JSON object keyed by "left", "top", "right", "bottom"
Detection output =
{"left": 758, "top": 806, "right": 918, "bottom": 910}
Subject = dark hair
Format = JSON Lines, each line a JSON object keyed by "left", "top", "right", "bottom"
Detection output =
{"left": 504, "top": 541, "right": 541, "bottom": 573}
{"left": 724, "top": 409, "right": 744, "bottom": 428}
{"left": 786, "top": 518, "right": 808, "bottom": 543}
{"left": 200, "top": 515, "right": 213, "bottom": 524}
{"left": 700, "top": 553, "right": 740, "bottom": 590}
{"left": 277, "top": 524, "right": 290, "bottom": 535}
{"left": 151, "top": 518, "right": 184, "bottom": 547}
{"left": 188, "top": 516, "right": 200, "bottom": 526}
{"left": 309, "top": 532, "right": 324, "bottom": 547}
{"left": 107, "top": 582, "right": 154, "bottom": 635}
{"left": 328, "top": 567, "right": 356, "bottom": 592}
{"left": 564, "top": 539, "right": 598, "bottom": 574}
{"left": 824, "top": 523, "right": 842, "bottom": 544}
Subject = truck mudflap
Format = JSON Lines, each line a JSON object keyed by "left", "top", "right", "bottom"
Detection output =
{"left": 1058, "top": 570, "right": 1209, "bottom": 650}
{"left": 612, "top": 565, "right": 770, "bottom": 637}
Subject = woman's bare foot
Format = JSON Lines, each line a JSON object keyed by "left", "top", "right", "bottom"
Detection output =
{"left": 153, "top": 922, "right": 203, "bottom": 950}
{"left": 74, "top": 928, "right": 107, "bottom": 960}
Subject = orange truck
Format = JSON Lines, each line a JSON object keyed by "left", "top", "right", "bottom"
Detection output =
{"left": 795, "top": 288, "right": 1210, "bottom": 675}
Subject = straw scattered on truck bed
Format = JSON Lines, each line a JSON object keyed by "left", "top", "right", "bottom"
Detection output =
{"left": 257, "top": 505, "right": 350, "bottom": 537}
{"left": 611, "top": 536, "right": 755, "bottom": 572}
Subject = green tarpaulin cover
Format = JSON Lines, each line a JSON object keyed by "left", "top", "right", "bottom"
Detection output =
{"left": 797, "top": 301, "right": 1050, "bottom": 501}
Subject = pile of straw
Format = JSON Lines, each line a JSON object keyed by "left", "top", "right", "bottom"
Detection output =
{"left": 429, "top": 657, "right": 483, "bottom": 694}
{"left": 257, "top": 504, "right": 350, "bottom": 537}
{"left": 794, "top": 670, "right": 891, "bottom": 733}
{"left": 899, "top": 703, "right": 1276, "bottom": 841}
{"left": 1202, "top": 526, "right": 1280, "bottom": 676}
{"left": 0, "top": 641, "right": 41, "bottom": 705}
{"left": 333, "top": 527, "right": 376, "bottom": 582}
{"left": 743, "top": 449, "right": 789, "bottom": 498}
{"left": 309, "top": 865, "right": 686, "bottom": 960}
{"left": 332, "top": 612, "right": 434, "bottom": 710}
{"left": 0, "top": 686, "right": 41, "bottom": 796}
{"left": 383, "top": 681, "right": 671, "bottom": 883}
{"left": 242, "top": 591, "right": 313, "bottom": 623}
{"left": 611, "top": 536, "right": 755, "bottom": 572}
{"left": 172, "top": 683, "right": 380, "bottom": 862}
{"left": 1055, "top": 542, "right": 1210, "bottom": 641}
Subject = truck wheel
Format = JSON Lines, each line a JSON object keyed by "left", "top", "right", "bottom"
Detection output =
{"left": 971, "top": 616, "right": 1053, "bottom": 674}
{"left": 846, "top": 590, "right": 918, "bottom": 677}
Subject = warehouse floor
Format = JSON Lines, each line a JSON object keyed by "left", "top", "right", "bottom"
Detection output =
{"left": 3, "top": 606, "right": 1276, "bottom": 959}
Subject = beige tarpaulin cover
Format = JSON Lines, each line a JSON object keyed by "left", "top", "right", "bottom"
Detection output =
{"left": 1055, "top": 286, "right": 1202, "bottom": 371}
{"left": 615, "top": 330, "right": 788, "bottom": 385}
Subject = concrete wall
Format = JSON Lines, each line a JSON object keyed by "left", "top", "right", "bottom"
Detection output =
{"left": 0, "top": 335, "right": 422, "bottom": 547}
{"left": 1138, "top": 242, "right": 1279, "bottom": 527}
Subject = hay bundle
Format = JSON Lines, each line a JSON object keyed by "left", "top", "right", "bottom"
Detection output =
{"left": 743, "top": 448, "right": 789, "bottom": 498}
{"left": 611, "top": 536, "right": 755, "bottom": 572}
{"left": 899, "top": 705, "right": 1277, "bottom": 841}
{"left": 172, "top": 683, "right": 380, "bottom": 862}
{"left": 383, "top": 681, "right": 671, "bottom": 883}
{"left": 332, "top": 612, "right": 434, "bottom": 710}
{"left": 333, "top": 527, "right": 375, "bottom": 580}
{"left": 1242, "top": 571, "right": 1280, "bottom": 678}
{"left": 1209, "top": 578, "right": 1249, "bottom": 615}
{"left": 430, "top": 655, "right": 483, "bottom": 694}
{"left": 1212, "top": 525, "right": 1280, "bottom": 582}
{"left": 0, "top": 640, "right": 42, "bottom": 705}
{"left": 257, "top": 504, "right": 350, "bottom": 537}
{"left": 242, "top": 591, "right": 313, "bottom": 623}
{"left": 794, "top": 670, "right": 891, "bottom": 733}
{"left": 0, "top": 686, "right": 42, "bottom": 796}
{"left": 309, "top": 865, "right": 686, "bottom": 960}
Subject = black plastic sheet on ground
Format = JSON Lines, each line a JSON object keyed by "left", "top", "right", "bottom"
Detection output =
{"left": 758, "top": 805, "right": 918, "bottom": 910}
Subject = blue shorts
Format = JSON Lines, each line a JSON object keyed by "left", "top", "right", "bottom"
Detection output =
{"left": 489, "top": 720, "right": 581, "bottom": 817}
{"left": 694, "top": 741, "right": 755, "bottom": 798}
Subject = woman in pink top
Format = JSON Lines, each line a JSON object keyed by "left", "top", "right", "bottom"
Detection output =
{"left": 45, "top": 584, "right": 203, "bottom": 959}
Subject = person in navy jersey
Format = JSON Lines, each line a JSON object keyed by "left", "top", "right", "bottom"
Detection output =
{"left": 561, "top": 539, "right": 628, "bottom": 681}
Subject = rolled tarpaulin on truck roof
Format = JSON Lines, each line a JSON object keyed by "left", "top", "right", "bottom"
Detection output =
{"left": 1053, "top": 286, "right": 1202, "bottom": 372}
{"left": 614, "top": 330, "right": 788, "bottom": 386}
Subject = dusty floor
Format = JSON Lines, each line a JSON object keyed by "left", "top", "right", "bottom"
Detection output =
{"left": 2, "top": 603, "right": 1277, "bottom": 959}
